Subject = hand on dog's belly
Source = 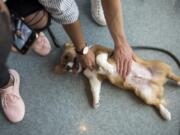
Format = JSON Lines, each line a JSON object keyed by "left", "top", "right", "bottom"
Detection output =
{"left": 108, "top": 61, "right": 152, "bottom": 79}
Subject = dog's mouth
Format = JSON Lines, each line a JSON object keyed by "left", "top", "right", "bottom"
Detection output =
{"left": 65, "top": 57, "right": 81, "bottom": 73}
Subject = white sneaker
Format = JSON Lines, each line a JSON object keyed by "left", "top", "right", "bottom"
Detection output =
{"left": 91, "top": 0, "right": 106, "bottom": 26}
{"left": 32, "top": 32, "right": 51, "bottom": 56}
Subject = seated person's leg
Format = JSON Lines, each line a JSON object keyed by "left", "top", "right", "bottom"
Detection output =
{"left": 24, "top": 10, "right": 49, "bottom": 31}
{"left": 6, "top": 0, "right": 51, "bottom": 56}
{"left": 23, "top": 10, "right": 52, "bottom": 56}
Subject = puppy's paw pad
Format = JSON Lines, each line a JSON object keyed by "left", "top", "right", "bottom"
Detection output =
{"left": 165, "top": 112, "right": 171, "bottom": 121}
{"left": 103, "top": 66, "right": 115, "bottom": 74}
{"left": 107, "top": 69, "right": 115, "bottom": 74}
{"left": 93, "top": 103, "right": 100, "bottom": 109}
{"left": 177, "top": 81, "right": 180, "bottom": 86}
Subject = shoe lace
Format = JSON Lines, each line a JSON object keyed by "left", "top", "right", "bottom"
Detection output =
{"left": 0, "top": 91, "right": 20, "bottom": 108}
{"left": 0, "top": 75, "right": 20, "bottom": 108}
{"left": 97, "top": 0, "right": 101, "bottom": 15}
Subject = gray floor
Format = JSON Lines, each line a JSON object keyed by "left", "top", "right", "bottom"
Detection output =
{"left": 1, "top": 0, "right": 180, "bottom": 135}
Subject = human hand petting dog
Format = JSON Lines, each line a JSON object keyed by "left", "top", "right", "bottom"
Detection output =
{"left": 78, "top": 49, "right": 96, "bottom": 70}
{"left": 115, "top": 42, "right": 134, "bottom": 79}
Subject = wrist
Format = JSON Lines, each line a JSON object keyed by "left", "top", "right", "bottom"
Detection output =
{"left": 114, "top": 36, "right": 128, "bottom": 49}
{"left": 75, "top": 42, "right": 87, "bottom": 52}
{"left": 76, "top": 43, "right": 89, "bottom": 55}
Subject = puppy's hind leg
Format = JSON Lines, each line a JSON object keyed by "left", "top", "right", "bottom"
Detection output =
{"left": 84, "top": 69, "right": 102, "bottom": 108}
{"left": 137, "top": 84, "right": 171, "bottom": 120}
{"left": 156, "top": 103, "right": 171, "bottom": 121}
{"left": 145, "top": 97, "right": 171, "bottom": 120}
{"left": 167, "top": 71, "right": 180, "bottom": 86}
{"left": 89, "top": 77, "right": 102, "bottom": 109}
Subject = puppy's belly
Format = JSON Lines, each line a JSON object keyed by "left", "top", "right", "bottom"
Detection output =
{"left": 129, "top": 62, "right": 152, "bottom": 80}
{"left": 98, "top": 59, "right": 153, "bottom": 91}
{"left": 108, "top": 61, "right": 152, "bottom": 80}
{"left": 109, "top": 61, "right": 153, "bottom": 91}
{"left": 127, "top": 62, "right": 153, "bottom": 96}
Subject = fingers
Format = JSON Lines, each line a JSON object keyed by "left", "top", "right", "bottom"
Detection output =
{"left": 127, "top": 59, "right": 132, "bottom": 76}
{"left": 78, "top": 50, "right": 96, "bottom": 70}
{"left": 117, "top": 58, "right": 132, "bottom": 79}
{"left": 119, "top": 59, "right": 123, "bottom": 77}
{"left": 88, "top": 62, "right": 93, "bottom": 70}
{"left": 92, "top": 57, "right": 96, "bottom": 69}
{"left": 114, "top": 44, "right": 134, "bottom": 79}
{"left": 87, "top": 53, "right": 96, "bottom": 70}
{"left": 116, "top": 58, "right": 120, "bottom": 74}
{"left": 122, "top": 60, "right": 128, "bottom": 79}
{"left": 80, "top": 57, "right": 92, "bottom": 70}
{"left": 88, "top": 58, "right": 95, "bottom": 70}
{"left": 124, "top": 59, "right": 132, "bottom": 78}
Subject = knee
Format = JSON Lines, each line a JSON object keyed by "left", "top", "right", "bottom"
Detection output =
{"left": 24, "top": 10, "right": 50, "bottom": 31}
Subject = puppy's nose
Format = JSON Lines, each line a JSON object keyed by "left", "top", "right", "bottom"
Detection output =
{"left": 65, "top": 62, "right": 74, "bottom": 71}
{"left": 65, "top": 65, "right": 71, "bottom": 71}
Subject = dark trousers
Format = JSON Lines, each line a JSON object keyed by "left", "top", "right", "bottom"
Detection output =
{"left": 0, "top": 13, "right": 11, "bottom": 88}
{"left": 0, "top": 47, "right": 10, "bottom": 88}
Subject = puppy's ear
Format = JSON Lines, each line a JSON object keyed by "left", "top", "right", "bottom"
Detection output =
{"left": 54, "top": 64, "right": 65, "bottom": 74}
{"left": 64, "top": 42, "right": 74, "bottom": 48}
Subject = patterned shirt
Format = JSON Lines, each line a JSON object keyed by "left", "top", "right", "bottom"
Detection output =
{"left": 38, "top": 0, "right": 79, "bottom": 24}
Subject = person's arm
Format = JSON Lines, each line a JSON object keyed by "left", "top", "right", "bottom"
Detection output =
{"left": 101, "top": 0, "right": 133, "bottom": 78}
{"left": 63, "top": 21, "right": 95, "bottom": 69}
{"left": 62, "top": 21, "right": 86, "bottom": 51}
{"left": 38, "top": 0, "right": 95, "bottom": 69}
{"left": 0, "top": 0, "right": 10, "bottom": 17}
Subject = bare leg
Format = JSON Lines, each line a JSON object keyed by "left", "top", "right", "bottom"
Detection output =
{"left": 24, "top": 10, "right": 49, "bottom": 30}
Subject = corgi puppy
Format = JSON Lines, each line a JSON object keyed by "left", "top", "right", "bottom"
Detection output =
{"left": 54, "top": 43, "right": 180, "bottom": 121}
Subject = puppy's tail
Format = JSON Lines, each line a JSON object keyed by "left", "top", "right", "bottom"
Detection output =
{"left": 157, "top": 104, "right": 171, "bottom": 121}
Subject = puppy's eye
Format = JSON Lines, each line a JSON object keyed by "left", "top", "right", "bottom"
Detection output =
{"left": 64, "top": 55, "right": 68, "bottom": 60}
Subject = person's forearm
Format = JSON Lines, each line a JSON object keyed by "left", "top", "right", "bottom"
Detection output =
{"left": 101, "top": 0, "right": 127, "bottom": 47}
{"left": 63, "top": 20, "right": 86, "bottom": 51}
{"left": 0, "top": 0, "right": 10, "bottom": 17}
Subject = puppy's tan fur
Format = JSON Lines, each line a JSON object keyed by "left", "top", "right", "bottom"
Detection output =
{"left": 55, "top": 43, "right": 180, "bottom": 120}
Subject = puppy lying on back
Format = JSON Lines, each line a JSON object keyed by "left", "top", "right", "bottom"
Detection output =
{"left": 54, "top": 43, "right": 180, "bottom": 121}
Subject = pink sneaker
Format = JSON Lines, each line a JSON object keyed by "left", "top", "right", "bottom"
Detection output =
{"left": 0, "top": 69, "right": 25, "bottom": 123}
{"left": 32, "top": 32, "right": 51, "bottom": 56}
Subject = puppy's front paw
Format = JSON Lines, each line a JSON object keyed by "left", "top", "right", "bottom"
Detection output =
{"left": 106, "top": 67, "right": 115, "bottom": 74}
{"left": 102, "top": 65, "right": 115, "bottom": 74}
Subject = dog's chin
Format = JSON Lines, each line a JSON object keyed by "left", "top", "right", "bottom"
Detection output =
{"left": 71, "top": 63, "right": 82, "bottom": 74}
{"left": 76, "top": 64, "right": 83, "bottom": 73}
